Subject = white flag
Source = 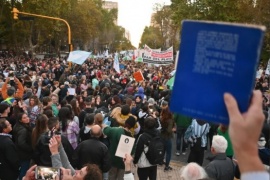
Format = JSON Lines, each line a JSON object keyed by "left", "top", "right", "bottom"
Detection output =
{"left": 67, "top": 51, "right": 91, "bottom": 65}
{"left": 114, "top": 53, "right": 120, "bottom": 73}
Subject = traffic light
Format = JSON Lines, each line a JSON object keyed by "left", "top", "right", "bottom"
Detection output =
{"left": 12, "top": 8, "right": 19, "bottom": 20}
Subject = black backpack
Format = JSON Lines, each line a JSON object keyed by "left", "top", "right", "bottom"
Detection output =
{"left": 143, "top": 133, "right": 165, "bottom": 165}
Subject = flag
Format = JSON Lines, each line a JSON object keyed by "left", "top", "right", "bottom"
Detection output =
{"left": 167, "top": 76, "right": 175, "bottom": 90}
{"left": 114, "top": 53, "right": 120, "bottom": 73}
{"left": 67, "top": 51, "right": 91, "bottom": 65}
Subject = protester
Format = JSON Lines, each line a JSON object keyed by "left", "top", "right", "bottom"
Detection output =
{"left": 13, "top": 113, "right": 33, "bottom": 180}
{"left": 0, "top": 119, "right": 20, "bottom": 180}
{"left": 204, "top": 135, "right": 234, "bottom": 180}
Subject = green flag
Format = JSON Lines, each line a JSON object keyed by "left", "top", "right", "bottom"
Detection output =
{"left": 167, "top": 76, "right": 175, "bottom": 90}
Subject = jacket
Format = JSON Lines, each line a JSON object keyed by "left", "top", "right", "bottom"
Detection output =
{"left": 13, "top": 122, "right": 33, "bottom": 161}
{"left": 73, "top": 137, "right": 111, "bottom": 172}
{"left": 0, "top": 134, "right": 20, "bottom": 180}
{"left": 110, "top": 107, "right": 139, "bottom": 136}
{"left": 33, "top": 132, "right": 74, "bottom": 167}
{"left": 2, "top": 79, "right": 24, "bottom": 100}
{"left": 103, "top": 126, "right": 132, "bottom": 169}
{"left": 174, "top": 114, "right": 192, "bottom": 128}
{"left": 205, "top": 153, "right": 234, "bottom": 180}
{"left": 133, "top": 129, "right": 158, "bottom": 168}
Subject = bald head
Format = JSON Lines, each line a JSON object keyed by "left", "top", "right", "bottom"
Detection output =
{"left": 180, "top": 163, "right": 208, "bottom": 180}
{"left": 91, "top": 125, "right": 101, "bottom": 138}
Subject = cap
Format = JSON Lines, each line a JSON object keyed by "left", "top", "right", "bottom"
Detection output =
{"left": 161, "top": 100, "right": 168, "bottom": 106}
{"left": 147, "top": 98, "right": 155, "bottom": 105}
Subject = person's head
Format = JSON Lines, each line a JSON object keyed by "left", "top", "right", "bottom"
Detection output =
{"left": 90, "top": 125, "right": 102, "bottom": 138}
{"left": 144, "top": 117, "right": 156, "bottom": 130}
{"left": 73, "top": 164, "right": 102, "bottom": 180}
{"left": 84, "top": 113, "right": 95, "bottom": 126}
{"left": 42, "top": 96, "right": 52, "bottom": 107}
{"left": 48, "top": 117, "right": 60, "bottom": 131}
{"left": 211, "top": 135, "right": 228, "bottom": 154}
{"left": 121, "top": 105, "right": 130, "bottom": 116}
{"left": 0, "top": 103, "right": 10, "bottom": 115}
{"left": 161, "top": 100, "right": 168, "bottom": 110}
{"left": 0, "top": 119, "right": 12, "bottom": 133}
{"left": 58, "top": 107, "right": 72, "bottom": 131}
{"left": 141, "top": 104, "right": 149, "bottom": 113}
{"left": 35, "top": 114, "right": 48, "bottom": 132}
{"left": 7, "top": 87, "right": 15, "bottom": 97}
{"left": 258, "top": 133, "right": 266, "bottom": 148}
{"left": 135, "top": 95, "right": 142, "bottom": 103}
{"left": 29, "top": 95, "right": 39, "bottom": 107}
{"left": 124, "top": 116, "right": 136, "bottom": 129}
{"left": 18, "top": 112, "right": 30, "bottom": 124}
{"left": 94, "top": 113, "right": 103, "bottom": 126}
{"left": 180, "top": 162, "right": 208, "bottom": 180}
{"left": 51, "top": 94, "right": 59, "bottom": 105}
{"left": 84, "top": 97, "right": 92, "bottom": 107}
{"left": 112, "top": 95, "right": 121, "bottom": 105}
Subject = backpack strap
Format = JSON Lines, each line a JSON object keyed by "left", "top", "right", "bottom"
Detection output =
{"left": 199, "top": 125, "right": 207, "bottom": 138}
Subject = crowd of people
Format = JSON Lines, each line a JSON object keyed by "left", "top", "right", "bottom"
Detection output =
{"left": 0, "top": 52, "right": 269, "bottom": 180}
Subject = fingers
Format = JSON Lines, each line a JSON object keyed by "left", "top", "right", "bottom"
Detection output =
{"left": 224, "top": 93, "right": 241, "bottom": 123}
{"left": 27, "top": 164, "right": 37, "bottom": 172}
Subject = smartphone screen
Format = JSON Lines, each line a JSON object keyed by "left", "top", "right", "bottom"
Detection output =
{"left": 35, "top": 166, "right": 60, "bottom": 180}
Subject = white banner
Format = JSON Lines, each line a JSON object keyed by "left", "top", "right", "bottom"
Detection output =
{"left": 143, "top": 46, "right": 174, "bottom": 65}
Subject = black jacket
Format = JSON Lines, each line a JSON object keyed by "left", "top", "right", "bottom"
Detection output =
{"left": 78, "top": 108, "right": 94, "bottom": 128}
{"left": 73, "top": 137, "right": 111, "bottom": 172}
{"left": 205, "top": 153, "right": 234, "bottom": 180}
{"left": 133, "top": 129, "right": 159, "bottom": 164}
{"left": 13, "top": 122, "right": 33, "bottom": 161}
{"left": 0, "top": 135, "right": 20, "bottom": 180}
{"left": 33, "top": 132, "right": 74, "bottom": 167}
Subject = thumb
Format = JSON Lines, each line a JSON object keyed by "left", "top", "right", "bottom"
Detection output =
{"left": 224, "top": 93, "right": 242, "bottom": 123}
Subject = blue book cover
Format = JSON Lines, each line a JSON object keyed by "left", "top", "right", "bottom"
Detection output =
{"left": 170, "top": 20, "right": 266, "bottom": 125}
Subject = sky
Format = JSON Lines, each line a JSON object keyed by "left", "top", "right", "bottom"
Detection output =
{"left": 110, "top": 0, "right": 171, "bottom": 48}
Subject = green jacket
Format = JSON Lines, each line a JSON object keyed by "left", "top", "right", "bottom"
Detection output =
{"left": 174, "top": 114, "right": 192, "bottom": 128}
{"left": 103, "top": 126, "right": 132, "bottom": 169}
{"left": 217, "top": 128, "right": 234, "bottom": 156}
{"left": 51, "top": 104, "right": 59, "bottom": 117}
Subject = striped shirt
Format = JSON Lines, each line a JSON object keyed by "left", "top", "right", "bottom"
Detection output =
{"left": 191, "top": 119, "right": 210, "bottom": 147}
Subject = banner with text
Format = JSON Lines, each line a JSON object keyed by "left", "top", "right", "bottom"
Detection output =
{"left": 143, "top": 45, "right": 174, "bottom": 65}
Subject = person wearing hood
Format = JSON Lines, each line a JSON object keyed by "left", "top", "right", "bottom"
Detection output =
{"left": 133, "top": 117, "right": 159, "bottom": 180}
{"left": 134, "top": 87, "right": 145, "bottom": 100}
{"left": 79, "top": 113, "right": 95, "bottom": 142}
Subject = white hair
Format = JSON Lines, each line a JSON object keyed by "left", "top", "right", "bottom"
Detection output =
{"left": 180, "top": 163, "right": 208, "bottom": 180}
{"left": 212, "top": 135, "right": 228, "bottom": 153}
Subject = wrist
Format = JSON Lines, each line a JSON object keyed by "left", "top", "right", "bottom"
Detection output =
{"left": 51, "top": 151, "right": 59, "bottom": 155}
{"left": 125, "top": 163, "right": 131, "bottom": 172}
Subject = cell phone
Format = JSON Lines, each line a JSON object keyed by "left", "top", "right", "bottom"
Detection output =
{"left": 35, "top": 166, "right": 61, "bottom": 180}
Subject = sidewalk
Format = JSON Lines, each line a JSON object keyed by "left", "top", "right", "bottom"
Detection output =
{"left": 132, "top": 160, "right": 185, "bottom": 180}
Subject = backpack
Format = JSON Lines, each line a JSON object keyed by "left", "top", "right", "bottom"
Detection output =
{"left": 143, "top": 133, "right": 165, "bottom": 165}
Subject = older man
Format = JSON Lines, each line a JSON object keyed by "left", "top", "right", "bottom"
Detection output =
{"left": 180, "top": 162, "right": 208, "bottom": 180}
{"left": 204, "top": 135, "right": 234, "bottom": 180}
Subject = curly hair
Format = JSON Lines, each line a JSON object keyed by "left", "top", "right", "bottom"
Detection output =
{"left": 83, "top": 164, "right": 102, "bottom": 180}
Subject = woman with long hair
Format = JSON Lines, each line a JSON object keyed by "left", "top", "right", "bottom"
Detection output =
{"left": 31, "top": 114, "right": 48, "bottom": 149}
{"left": 76, "top": 95, "right": 85, "bottom": 109}
{"left": 160, "top": 101, "right": 174, "bottom": 171}
{"left": 80, "top": 79, "right": 88, "bottom": 91}
{"left": 13, "top": 113, "right": 33, "bottom": 180}
{"left": 58, "top": 107, "right": 79, "bottom": 149}
{"left": 27, "top": 95, "right": 42, "bottom": 127}
{"left": 70, "top": 99, "right": 81, "bottom": 117}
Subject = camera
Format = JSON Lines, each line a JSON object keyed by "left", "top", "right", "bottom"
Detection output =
{"left": 35, "top": 166, "right": 61, "bottom": 180}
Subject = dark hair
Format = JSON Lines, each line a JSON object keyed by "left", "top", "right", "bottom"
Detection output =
{"left": 43, "top": 109, "right": 54, "bottom": 119}
{"left": 32, "top": 114, "right": 48, "bottom": 148}
{"left": 48, "top": 117, "right": 59, "bottom": 130}
{"left": 70, "top": 99, "right": 80, "bottom": 117}
{"left": 141, "top": 104, "right": 148, "bottom": 112}
{"left": 144, "top": 117, "right": 156, "bottom": 129}
{"left": 58, "top": 107, "right": 72, "bottom": 132}
{"left": 7, "top": 87, "right": 15, "bottom": 97}
{"left": 0, "top": 119, "right": 7, "bottom": 133}
{"left": 84, "top": 113, "right": 95, "bottom": 125}
{"left": 121, "top": 105, "right": 130, "bottom": 116}
{"left": 0, "top": 103, "right": 9, "bottom": 114}
{"left": 17, "top": 112, "right": 27, "bottom": 123}
{"left": 42, "top": 96, "right": 52, "bottom": 106}
{"left": 83, "top": 164, "right": 102, "bottom": 180}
